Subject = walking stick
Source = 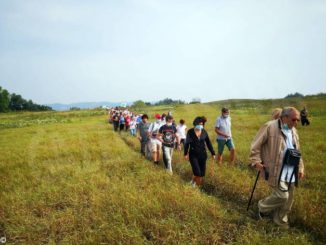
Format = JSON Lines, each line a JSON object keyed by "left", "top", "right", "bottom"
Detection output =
{"left": 247, "top": 170, "right": 260, "bottom": 211}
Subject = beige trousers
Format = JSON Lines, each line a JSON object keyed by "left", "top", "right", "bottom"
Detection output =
{"left": 258, "top": 181, "right": 294, "bottom": 225}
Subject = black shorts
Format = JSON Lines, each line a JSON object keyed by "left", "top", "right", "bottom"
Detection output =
{"left": 189, "top": 154, "right": 207, "bottom": 177}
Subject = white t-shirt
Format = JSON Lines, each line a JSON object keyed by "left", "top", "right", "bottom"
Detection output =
{"left": 148, "top": 121, "right": 163, "bottom": 138}
{"left": 280, "top": 128, "right": 295, "bottom": 183}
{"left": 215, "top": 116, "right": 232, "bottom": 140}
{"left": 130, "top": 120, "right": 137, "bottom": 129}
{"left": 176, "top": 124, "right": 187, "bottom": 139}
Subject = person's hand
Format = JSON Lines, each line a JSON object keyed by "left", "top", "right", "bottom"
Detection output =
{"left": 138, "top": 136, "right": 142, "bottom": 141}
{"left": 184, "top": 155, "right": 189, "bottom": 161}
{"left": 254, "top": 162, "right": 264, "bottom": 171}
{"left": 212, "top": 155, "right": 216, "bottom": 160}
{"left": 299, "top": 172, "right": 305, "bottom": 179}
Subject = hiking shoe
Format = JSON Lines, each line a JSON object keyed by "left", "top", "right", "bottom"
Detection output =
{"left": 273, "top": 219, "right": 289, "bottom": 229}
{"left": 257, "top": 210, "right": 269, "bottom": 220}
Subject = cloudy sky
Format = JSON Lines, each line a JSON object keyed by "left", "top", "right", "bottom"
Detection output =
{"left": 0, "top": 0, "right": 325, "bottom": 104}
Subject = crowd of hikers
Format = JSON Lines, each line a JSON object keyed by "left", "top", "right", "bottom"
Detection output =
{"left": 109, "top": 105, "right": 309, "bottom": 229}
{"left": 108, "top": 108, "right": 189, "bottom": 175}
{"left": 108, "top": 107, "right": 236, "bottom": 183}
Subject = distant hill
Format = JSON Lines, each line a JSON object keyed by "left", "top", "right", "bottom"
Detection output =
{"left": 47, "top": 101, "right": 132, "bottom": 111}
{"left": 47, "top": 93, "right": 326, "bottom": 111}
{"left": 205, "top": 93, "right": 326, "bottom": 115}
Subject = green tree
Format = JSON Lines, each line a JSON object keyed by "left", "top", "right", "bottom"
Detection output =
{"left": 0, "top": 86, "right": 52, "bottom": 112}
{"left": 0, "top": 86, "right": 10, "bottom": 112}
{"left": 9, "top": 93, "right": 26, "bottom": 111}
{"left": 285, "top": 92, "right": 304, "bottom": 98}
{"left": 190, "top": 97, "right": 201, "bottom": 104}
{"left": 132, "top": 100, "right": 146, "bottom": 108}
{"left": 154, "top": 98, "right": 185, "bottom": 106}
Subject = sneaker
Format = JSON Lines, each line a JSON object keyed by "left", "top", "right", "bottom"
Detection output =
{"left": 273, "top": 216, "right": 289, "bottom": 229}
{"left": 192, "top": 182, "right": 197, "bottom": 188}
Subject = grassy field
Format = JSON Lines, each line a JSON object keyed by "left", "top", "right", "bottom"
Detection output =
{"left": 0, "top": 95, "right": 325, "bottom": 244}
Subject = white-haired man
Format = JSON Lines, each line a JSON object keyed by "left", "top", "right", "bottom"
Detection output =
{"left": 250, "top": 107, "right": 304, "bottom": 228}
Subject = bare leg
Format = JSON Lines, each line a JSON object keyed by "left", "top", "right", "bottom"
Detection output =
{"left": 198, "top": 177, "right": 203, "bottom": 186}
{"left": 192, "top": 175, "right": 196, "bottom": 182}
{"left": 152, "top": 145, "right": 158, "bottom": 162}
{"left": 156, "top": 148, "right": 160, "bottom": 163}
{"left": 194, "top": 176, "right": 202, "bottom": 186}
{"left": 230, "top": 149, "right": 235, "bottom": 164}
{"left": 152, "top": 152, "right": 157, "bottom": 162}
{"left": 217, "top": 154, "right": 223, "bottom": 165}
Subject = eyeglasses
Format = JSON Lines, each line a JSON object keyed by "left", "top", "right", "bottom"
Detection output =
{"left": 291, "top": 118, "right": 300, "bottom": 122}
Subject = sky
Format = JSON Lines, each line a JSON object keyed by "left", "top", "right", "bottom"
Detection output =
{"left": 0, "top": 0, "right": 325, "bottom": 104}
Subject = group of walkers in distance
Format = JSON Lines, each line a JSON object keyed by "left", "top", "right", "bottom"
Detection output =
{"left": 108, "top": 107, "right": 236, "bottom": 185}
{"left": 109, "top": 108, "right": 189, "bottom": 175}
{"left": 108, "top": 105, "right": 309, "bottom": 229}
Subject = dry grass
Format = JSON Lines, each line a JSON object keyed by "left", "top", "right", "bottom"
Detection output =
{"left": 0, "top": 95, "right": 325, "bottom": 244}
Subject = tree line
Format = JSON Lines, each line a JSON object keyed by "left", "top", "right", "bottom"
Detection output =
{"left": 131, "top": 98, "right": 202, "bottom": 108}
{"left": 0, "top": 86, "right": 52, "bottom": 112}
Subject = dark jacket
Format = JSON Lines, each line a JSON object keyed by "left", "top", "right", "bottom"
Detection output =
{"left": 184, "top": 128, "right": 215, "bottom": 157}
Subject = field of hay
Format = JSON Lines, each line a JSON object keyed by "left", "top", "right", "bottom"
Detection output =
{"left": 0, "top": 95, "right": 325, "bottom": 244}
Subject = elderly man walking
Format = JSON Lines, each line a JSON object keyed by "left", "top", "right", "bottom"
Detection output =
{"left": 250, "top": 107, "right": 304, "bottom": 228}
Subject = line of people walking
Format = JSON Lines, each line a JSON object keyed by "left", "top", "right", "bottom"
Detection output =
{"left": 109, "top": 107, "right": 236, "bottom": 183}
{"left": 137, "top": 113, "right": 187, "bottom": 175}
{"left": 108, "top": 107, "right": 140, "bottom": 136}
{"left": 108, "top": 105, "right": 306, "bottom": 229}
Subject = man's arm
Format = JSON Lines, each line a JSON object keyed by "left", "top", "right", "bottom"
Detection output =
{"left": 158, "top": 125, "right": 164, "bottom": 142}
{"left": 137, "top": 124, "right": 142, "bottom": 140}
{"left": 215, "top": 127, "right": 230, "bottom": 138}
{"left": 147, "top": 123, "right": 153, "bottom": 137}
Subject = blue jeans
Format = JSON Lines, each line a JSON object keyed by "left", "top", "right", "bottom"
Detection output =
{"left": 130, "top": 128, "right": 136, "bottom": 136}
{"left": 162, "top": 145, "right": 173, "bottom": 173}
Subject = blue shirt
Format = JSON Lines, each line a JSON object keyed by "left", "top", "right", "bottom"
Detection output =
{"left": 215, "top": 116, "right": 232, "bottom": 140}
